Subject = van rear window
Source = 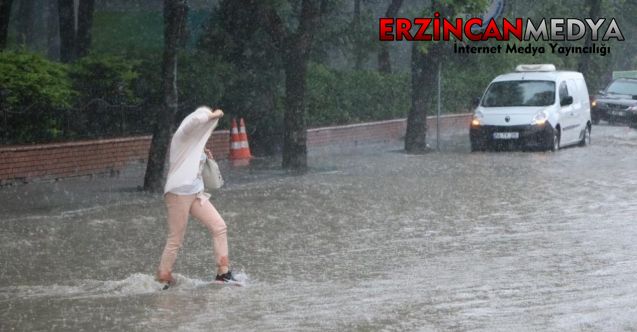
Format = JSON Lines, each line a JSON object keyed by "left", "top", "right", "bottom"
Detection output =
{"left": 482, "top": 81, "right": 556, "bottom": 107}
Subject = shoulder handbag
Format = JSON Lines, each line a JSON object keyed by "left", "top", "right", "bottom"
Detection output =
{"left": 202, "top": 158, "right": 224, "bottom": 190}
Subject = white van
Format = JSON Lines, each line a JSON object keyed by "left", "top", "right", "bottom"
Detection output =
{"left": 470, "top": 64, "right": 592, "bottom": 151}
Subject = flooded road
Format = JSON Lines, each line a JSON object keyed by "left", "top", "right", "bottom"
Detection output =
{"left": 1, "top": 125, "right": 637, "bottom": 331}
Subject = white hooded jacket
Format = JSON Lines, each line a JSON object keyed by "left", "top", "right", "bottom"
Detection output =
{"left": 164, "top": 107, "right": 218, "bottom": 195}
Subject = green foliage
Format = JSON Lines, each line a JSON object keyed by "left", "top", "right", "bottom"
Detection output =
{"left": 197, "top": 0, "right": 285, "bottom": 154}
{"left": 177, "top": 51, "right": 234, "bottom": 116}
{"left": 0, "top": 52, "right": 154, "bottom": 144}
{"left": 306, "top": 63, "right": 410, "bottom": 126}
{"left": 441, "top": 0, "right": 490, "bottom": 15}
{"left": 129, "top": 51, "right": 234, "bottom": 128}
{"left": 0, "top": 51, "right": 75, "bottom": 143}
{"left": 69, "top": 54, "right": 141, "bottom": 105}
{"left": 131, "top": 56, "right": 162, "bottom": 110}
{"left": 4, "top": 0, "right": 636, "bottom": 148}
{"left": 0, "top": 51, "right": 74, "bottom": 110}
{"left": 64, "top": 54, "right": 145, "bottom": 139}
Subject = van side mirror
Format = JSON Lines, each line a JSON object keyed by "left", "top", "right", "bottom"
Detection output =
{"left": 472, "top": 97, "right": 480, "bottom": 108}
{"left": 560, "top": 96, "right": 573, "bottom": 106}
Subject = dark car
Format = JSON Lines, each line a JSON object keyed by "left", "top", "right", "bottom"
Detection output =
{"left": 591, "top": 78, "right": 637, "bottom": 127}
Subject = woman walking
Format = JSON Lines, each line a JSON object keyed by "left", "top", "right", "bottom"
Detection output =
{"left": 157, "top": 106, "right": 236, "bottom": 288}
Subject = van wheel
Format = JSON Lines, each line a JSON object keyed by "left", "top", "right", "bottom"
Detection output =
{"left": 550, "top": 129, "right": 560, "bottom": 152}
{"left": 579, "top": 125, "right": 591, "bottom": 146}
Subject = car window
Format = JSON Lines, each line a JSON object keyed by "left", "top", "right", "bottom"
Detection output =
{"left": 481, "top": 81, "right": 556, "bottom": 107}
{"left": 566, "top": 80, "right": 578, "bottom": 98}
{"left": 606, "top": 80, "right": 637, "bottom": 95}
{"left": 559, "top": 81, "right": 570, "bottom": 100}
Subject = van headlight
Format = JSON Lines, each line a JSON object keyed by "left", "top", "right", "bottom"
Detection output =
{"left": 532, "top": 110, "right": 548, "bottom": 126}
{"left": 471, "top": 111, "right": 483, "bottom": 126}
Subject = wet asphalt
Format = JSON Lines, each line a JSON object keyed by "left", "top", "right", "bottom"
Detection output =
{"left": 1, "top": 124, "right": 636, "bottom": 331}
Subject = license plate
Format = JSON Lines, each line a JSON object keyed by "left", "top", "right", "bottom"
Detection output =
{"left": 611, "top": 111, "right": 626, "bottom": 116}
{"left": 493, "top": 132, "right": 519, "bottom": 139}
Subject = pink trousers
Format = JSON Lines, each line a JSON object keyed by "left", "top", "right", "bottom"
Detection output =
{"left": 158, "top": 193, "right": 229, "bottom": 275}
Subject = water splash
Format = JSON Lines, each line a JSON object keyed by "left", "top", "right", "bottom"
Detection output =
{"left": 0, "top": 272, "right": 249, "bottom": 301}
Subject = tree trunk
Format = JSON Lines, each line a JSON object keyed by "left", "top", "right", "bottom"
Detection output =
{"left": 352, "top": 0, "right": 363, "bottom": 70}
{"left": 46, "top": 0, "right": 59, "bottom": 59}
{"left": 259, "top": 0, "right": 321, "bottom": 171}
{"left": 75, "top": 0, "right": 95, "bottom": 58}
{"left": 57, "top": 0, "right": 75, "bottom": 62}
{"left": 282, "top": 48, "right": 309, "bottom": 170}
{"left": 281, "top": 0, "right": 319, "bottom": 171}
{"left": 377, "top": 46, "right": 391, "bottom": 74}
{"left": 577, "top": 0, "right": 601, "bottom": 76}
{"left": 405, "top": 43, "right": 428, "bottom": 152}
{"left": 143, "top": 0, "right": 188, "bottom": 192}
{"left": 16, "top": 0, "right": 35, "bottom": 47}
{"left": 405, "top": 42, "right": 440, "bottom": 153}
{"left": 377, "top": 0, "right": 402, "bottom": 74}
{"left": 248, "top": 88, "right": 280, "bottom": 156}
{"left": 0, "top": 0, "right": 13, "bottom": 50}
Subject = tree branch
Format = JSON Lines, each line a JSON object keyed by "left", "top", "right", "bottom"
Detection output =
{"left": 385, "top": 0, "right": 403, "bottom": 17}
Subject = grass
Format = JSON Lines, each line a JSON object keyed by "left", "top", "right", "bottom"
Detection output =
{"left": 92, "top": 11, "right": 164, "bottom": 55}
{"left": 92, "top": 10, "right": 212, "bottom": 56}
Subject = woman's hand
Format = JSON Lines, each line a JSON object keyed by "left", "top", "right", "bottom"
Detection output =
{"left": 205, "top": 148, "right": 213, "bottom": 160}
{"left": 210, "top": 109, "right": 224, "bottom": 120}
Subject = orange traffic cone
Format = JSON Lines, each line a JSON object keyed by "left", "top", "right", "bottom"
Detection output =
{"left": 229, "top": 118, "right": 252, "bottom": 164}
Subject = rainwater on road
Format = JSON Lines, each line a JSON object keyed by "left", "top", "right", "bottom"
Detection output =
{"left": 1, "top": 125, "right": 636, "bottom": 331}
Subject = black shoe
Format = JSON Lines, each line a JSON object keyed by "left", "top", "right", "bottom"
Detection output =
{"left": 157, "top": 272, "right": 175, "bottom": 290}
{"left": 215, "top": 271, "right": 237, "bottom": 283}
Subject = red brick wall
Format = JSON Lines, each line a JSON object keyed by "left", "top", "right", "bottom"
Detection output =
{"left": 206, "top": 130, "right": 231, "bottom": 157}
{"left": 0, "top": 115, "right": 470, "bottom": 184}
{"left": 307, "top": 114, "right": 471, "bottom": 146}
{"left": 0, "top": 131, "right": 230, "bottom": 184}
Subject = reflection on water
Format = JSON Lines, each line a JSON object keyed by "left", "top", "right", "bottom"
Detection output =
{"left": 1, "top": 125, "right": 637, "bottom": 331}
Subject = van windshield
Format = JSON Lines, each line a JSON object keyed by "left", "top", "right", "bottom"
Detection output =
{"left": 481, "top": 80, "right": 556, "bottom": 107}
